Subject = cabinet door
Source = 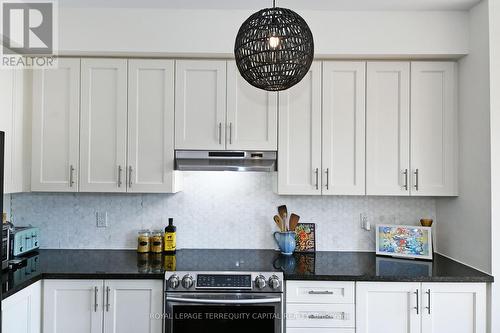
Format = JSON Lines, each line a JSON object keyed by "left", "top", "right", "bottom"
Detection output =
{"left": 80, "top": 58, "right": 128, "bottom": 192}
{"left": 175, "top": 60, "right": 226, "bottom": 150}
{"left": 421, "top": 283, "right": 486, "bottom": 333}
{"left": 103, "top": 280, "right": 163, "bottom": 333}
{"left": 322, "top": 61, "right": 366, "bottom": 195}
{"left": 128, "top": 59, "right": 179, "bottom": 193}
{"left": 2, "top": 281, "right": 41, "bottom": 333}
{"left": 277, "top": 61, "right": 322, "bottom": 195}
{"left": 226, "top": 61, "right": 278, "bottom": 150}
{"left": 356, "top": 282, "right": 420, "bottom": 333}
{"left": 43, "top": 280, "right": 104, "bottom": 333}
{"left": 410, "top": 62, "right": 458, "bottom": 196}
{"left": 32, "top": 58, "right": 80, "bottom": 192}
{"left": 366, "top": 62, "right": 410, "bottom": 196}
{"left": 0, "top": 69, "right": 14, "bottom": 194}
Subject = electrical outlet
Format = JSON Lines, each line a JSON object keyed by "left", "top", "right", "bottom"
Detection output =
{"left": 360, "top": 213, "right": 370, "bottom": 231}
{"left": 96, "top": 212, "right": 108, "bottom": 228}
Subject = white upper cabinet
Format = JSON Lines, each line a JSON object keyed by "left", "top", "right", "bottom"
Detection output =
{"left": 32, "top": 58, "right": 80, "bottom": 192}
{"left": 366, "top": 62, "right": 411, "bottom": 196}
{"left": 175, "top": 60, "right": 226, "bottom": 150}
{"left": 410, "top": 62, "right": 458, "bottom": 196}
{"left": 226, "top": 62, "right": 278, "bottom": 150}
{"left": 277, "top": 61, "right": 322, "bottom": 195}
{"left": 1, "top": 69, "right": 29, "bottom": 194}
{"left": 357, "top": 282, "right": 421, "bottom": 333}
{"left": 0, "top": 69, "right": 15, "bottom": 193}
{"left": 322, "top": 61, "right": 366, "bottom": 195}
{"left": 127, "top": 59, "right": 179, "bottom": 193}
{"left": 421, "top": 283, "right": 486, "bottom": 333}
{"left": 103, "top": 280, "right": 163, "bottom": 333}
{"left": 80, "top": 58, "right": 128, "bottom": 192}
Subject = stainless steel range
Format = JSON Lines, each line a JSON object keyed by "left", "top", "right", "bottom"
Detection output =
{"left": 164, "top": 271, "right": 283, "bottom": 333}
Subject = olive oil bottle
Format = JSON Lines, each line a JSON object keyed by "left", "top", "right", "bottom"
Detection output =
{"left": 164, "top": 218, "right": 177, "bottom": 254}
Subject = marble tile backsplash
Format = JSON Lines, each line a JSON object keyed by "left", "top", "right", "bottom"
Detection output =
{"left": 11, "top": 172, "right": 436, "bottom": 251}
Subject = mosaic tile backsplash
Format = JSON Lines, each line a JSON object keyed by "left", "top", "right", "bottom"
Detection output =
{"left": 11, "top": 172, "right": 436, "bottom": 251}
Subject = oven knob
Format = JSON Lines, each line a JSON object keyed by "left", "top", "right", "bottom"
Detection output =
{"left": 182, "top": 275, "right": 194, "bottom": 289}
{"left": 255, "top": 275, "right": 266, "bottom": 289}
{"left": 168, "top": 275, "right": 180, "bottom": 289}
{"left": 268, "top": 275, "right": 281, "bottom": 290}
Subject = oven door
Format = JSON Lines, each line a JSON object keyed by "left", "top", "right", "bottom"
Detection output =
{"left": 165, "top": 292, "right": 283, "bottom": 333}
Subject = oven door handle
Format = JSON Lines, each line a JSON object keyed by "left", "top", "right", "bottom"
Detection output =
{"left": 165, "top": 296, "right": 281, "bottom": 305}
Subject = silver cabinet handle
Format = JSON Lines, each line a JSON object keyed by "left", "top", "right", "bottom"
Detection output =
{"left": 94, "top": 286, "right": 98, "bottom": 312}
{"left": 308, "top": 290, "right": 333, "bottom": 295}
{"left": 325, "top": 168, "right": 329, "bottom": 190}
{"left": 69, "top": 165, "right": 75, "bottom": 187}
{"left": 425, "top": 289, "right": 431, "bottom": 314}
{"left": 117, "top": 165, "right": 123, "bottom": 187}
{"left": 218, "top": 122, "right": 222, "bottom": 145}
{"left": 229, "top": 122, "right": 233, "bottom": 145}
{"left": 128, "top": 166, "right": 133, "bottom": 188}
{"left": 403, "top": 169, "right": 408, "bottom": 191}
{"left": 414, "top": 289, "right": 419, "bottom": 314}
{"left": 414, "top": 169, "right": 419, "bottom": 191}
{"left": 314, "top": 168, "right": 319, "bottom": 190}
{"left": 106, "top": 286, "right": 110, "bottom": 312}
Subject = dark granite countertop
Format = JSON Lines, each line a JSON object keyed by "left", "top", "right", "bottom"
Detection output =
{"left": 2, "top": 249, "right": 493, "bottom": 300}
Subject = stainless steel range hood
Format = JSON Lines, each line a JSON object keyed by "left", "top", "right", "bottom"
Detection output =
{"left": 175, "top": 150, "right": 277, "bottom": 172}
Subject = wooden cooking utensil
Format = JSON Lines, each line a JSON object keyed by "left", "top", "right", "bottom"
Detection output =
{"left": 289, "top": 213, "right": 300, "bottom": 231}
{"left": 277, "top": 205, "right": 288, "bottom": 228}
{"left": 273, "top": 215, "right": 285, "bottom": 232}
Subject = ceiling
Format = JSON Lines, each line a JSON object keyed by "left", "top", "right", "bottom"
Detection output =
{"left": 58, "top": 0, "right": 481, "bottom": 11}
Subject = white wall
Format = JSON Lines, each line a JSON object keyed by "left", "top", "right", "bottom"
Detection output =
{"left": 488, "top": 0, "right": 500, "bottom": 330}
{"left": 435, "top": 0, "right": 491, "bottom": 273}
{"left": 58, "top": 8, "right": 469, "bottom": 57}
{"left": 10, "top": 172, "right": 435, "bottom": 250}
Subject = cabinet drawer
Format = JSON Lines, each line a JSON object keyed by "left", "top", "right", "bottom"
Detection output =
{"left": 286, "top": 281, "right": 355, "bottom": 304}
{"left": 286, "top": 303, "right": 355, "bottom": 328}
{"left": 287, "top": 329, "right": 355, "bottom": 333}
{"left": 286, "top": 327, "right": 356, "bottom": 333}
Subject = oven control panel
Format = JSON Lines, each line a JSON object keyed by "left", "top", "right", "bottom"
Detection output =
{"left": 165, "top": 271, "right": 283, "bottom": 292}
{"left": 197, "top": 274, "right": 251, "bottom": 289}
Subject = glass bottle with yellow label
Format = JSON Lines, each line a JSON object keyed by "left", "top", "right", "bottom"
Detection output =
{"left": 164, "top": 218, "right": 176, "bottom": 253}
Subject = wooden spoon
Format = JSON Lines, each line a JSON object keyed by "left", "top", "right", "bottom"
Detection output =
{"left": 289, "top": 213, "right": 300, "bottom": 231}
{"left": 277, "top": 205, "right": 288, "bottom": 228}
{"left": 273, "top": 215, "right": 285, "bottom": 232}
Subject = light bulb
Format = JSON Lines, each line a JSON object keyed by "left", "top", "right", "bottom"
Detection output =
{"left": 269, "top": 36, "right": 280, "bottom": 48}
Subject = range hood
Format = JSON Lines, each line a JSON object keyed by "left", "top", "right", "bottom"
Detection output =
{"left": 175, "top": 150, "right": 277, "bottom": 172}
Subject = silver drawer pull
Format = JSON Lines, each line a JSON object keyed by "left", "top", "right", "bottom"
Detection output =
{"left": 308, "top": 290, "right": 334, "bottom": 295}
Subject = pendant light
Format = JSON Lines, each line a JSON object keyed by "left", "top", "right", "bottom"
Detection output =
{"left": 234, "top": 0, "right": 314, "bottom": 91}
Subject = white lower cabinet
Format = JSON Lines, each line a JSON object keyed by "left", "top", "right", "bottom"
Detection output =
{"left": 2, "top": 281, "right": 41, "bottom": 333}
{"left": 286, "top": 281, "right": 356, "bottom": 331}
{"left": 420, "top": 283, "right": 486, "bottom": 333}
{"left": 43, "top": 279, "right": 163, "bottom": 333}
{"left": 356, "top": 282, "right": 486, "bottom": 333}
{"left": 103, "top": 280, "right": 163, "bottom": 333}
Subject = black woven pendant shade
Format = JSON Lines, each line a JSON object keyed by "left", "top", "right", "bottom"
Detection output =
{"left": 234, "top": 6, "right": 314, "bottom": 91}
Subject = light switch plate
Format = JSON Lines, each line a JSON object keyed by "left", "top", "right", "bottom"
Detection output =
{"left": 96, "top": 211, "right": 108, "bottom": 228}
